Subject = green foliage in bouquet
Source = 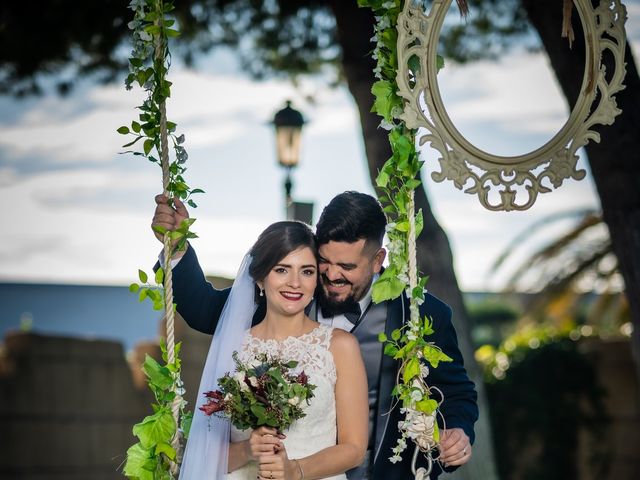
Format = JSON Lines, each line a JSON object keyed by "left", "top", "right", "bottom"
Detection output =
{"left": 201, "top": 352, "right": 316, "bottom": 432}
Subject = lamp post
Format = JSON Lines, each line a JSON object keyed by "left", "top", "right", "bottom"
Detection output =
{"left": 272, "top": 100, "right": 305, "bottom": 219}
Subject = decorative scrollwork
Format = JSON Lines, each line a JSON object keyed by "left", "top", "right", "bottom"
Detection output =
{"left": 396, "top": 0, "right": 627, "bottom": 211}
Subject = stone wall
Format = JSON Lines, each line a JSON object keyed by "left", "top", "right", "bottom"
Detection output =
{"left": 0, "top": 275, "right": 225, "bottom": 480}
{"left": 0, "top": 332, "right": 155, "bottom": 480}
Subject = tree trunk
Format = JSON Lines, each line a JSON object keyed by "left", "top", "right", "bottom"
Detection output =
{"left": 328, "top": 2, "right": 499, "bottom": 478}
{"left": 522, "top": 0, "right": 640, "bottom": 386}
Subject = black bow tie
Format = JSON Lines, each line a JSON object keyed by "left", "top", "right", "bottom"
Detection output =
{"left": 321, "top": 303, "right": 362, "bottom": 325}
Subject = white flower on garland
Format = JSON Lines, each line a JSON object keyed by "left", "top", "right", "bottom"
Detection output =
{"left": 404, "top": 409, "right": 437, "bottom": 451}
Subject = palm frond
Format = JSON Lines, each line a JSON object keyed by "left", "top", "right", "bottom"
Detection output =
{"left": 502, "top": 214, "right": 604, "bottom": 290}
{"left": 488, "top": 208, "right": 597, "bottom": 277}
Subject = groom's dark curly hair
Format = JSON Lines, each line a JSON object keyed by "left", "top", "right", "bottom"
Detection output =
{"left": 316, "top": 191, "right": 387, "bottom": 252}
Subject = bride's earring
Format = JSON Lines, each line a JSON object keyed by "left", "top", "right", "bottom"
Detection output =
{"left": 259, "top": 288, "right": 264, "bottom": 297}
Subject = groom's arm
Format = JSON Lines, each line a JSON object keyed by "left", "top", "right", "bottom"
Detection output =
{"left": 422, "top": 295, "right": 478, "bottom": 442}
{"left": 151, "top": 194, "right": 230, "bottom": 334}
{"left": 160, "top": 244, "right": 231, "bottom": 335}
{"left": 415, "top": 294, "right": 478, "bottom": 475}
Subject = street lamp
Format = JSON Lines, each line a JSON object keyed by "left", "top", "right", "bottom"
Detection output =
{"left": 272, "top": 100, "right": 305, "bottom": 217}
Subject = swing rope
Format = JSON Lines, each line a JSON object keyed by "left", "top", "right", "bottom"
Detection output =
{"left": 155, "top": 19, "right": 183, "bottom": 472}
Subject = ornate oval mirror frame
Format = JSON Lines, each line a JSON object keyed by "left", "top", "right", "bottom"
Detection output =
{"left": 396, "top": 0, "right": 628, "bottom": 211}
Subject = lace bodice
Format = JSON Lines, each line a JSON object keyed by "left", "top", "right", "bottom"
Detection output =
{"left": 226, "top": 324, "right": 346, "bottom": 480}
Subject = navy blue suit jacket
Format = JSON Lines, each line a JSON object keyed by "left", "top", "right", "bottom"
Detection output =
{"left": 168, "top": 246, "right": 478, "bottom": 479}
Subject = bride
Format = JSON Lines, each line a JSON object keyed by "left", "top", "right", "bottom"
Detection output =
{"left": 179, "top": 221, "right": 368, "bottom": 479}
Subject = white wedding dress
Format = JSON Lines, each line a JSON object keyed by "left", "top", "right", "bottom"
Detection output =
{"left": 225, "top": 324, "right": 347, "bottom": 480}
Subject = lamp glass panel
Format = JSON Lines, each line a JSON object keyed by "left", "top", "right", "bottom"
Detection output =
{"left": 275, "top": 126, "right": 302, "bottom": 167}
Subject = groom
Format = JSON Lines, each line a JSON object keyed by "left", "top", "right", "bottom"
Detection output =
{"left": 152, "top": 191, "right": 478, "bottom": 479}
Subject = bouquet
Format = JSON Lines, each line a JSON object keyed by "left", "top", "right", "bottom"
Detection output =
{"left": 200, "top": 352, "right": 316, "bottom": 431}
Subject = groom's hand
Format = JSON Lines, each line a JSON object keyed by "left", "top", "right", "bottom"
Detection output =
{"left": 152, "top": 194, "right": 189, "bottom": 250}
{"left": 439, "top": 427, "right": 472, "bottom": 467}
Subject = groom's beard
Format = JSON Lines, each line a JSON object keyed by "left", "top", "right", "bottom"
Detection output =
{"left": 316, "top": 272, "right": 372, "bottom": 316}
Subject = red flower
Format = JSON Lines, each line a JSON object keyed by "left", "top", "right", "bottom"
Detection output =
{"left": 200, "top": 390, "right": 225, "bottom": 416}
{"left": 204, "top": 390, "right": 224, "bottom": 400}
{"left": 296, "top": 371, "right": 308, "bottom": 385}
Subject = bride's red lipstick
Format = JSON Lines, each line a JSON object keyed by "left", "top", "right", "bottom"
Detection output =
{"left": 280, "top": 291, "right": 304, "bottom": 301}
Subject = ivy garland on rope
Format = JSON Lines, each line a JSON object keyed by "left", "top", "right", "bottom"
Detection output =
{"left": 118, "top": 0, "right": 200, "bottom": 478}
{"left": 358, "top": 0, "right": 466, "bottom": 472}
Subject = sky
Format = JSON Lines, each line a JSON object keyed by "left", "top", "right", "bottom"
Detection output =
{"left": 0, "top": 2, "right": 638, "bottom": 292}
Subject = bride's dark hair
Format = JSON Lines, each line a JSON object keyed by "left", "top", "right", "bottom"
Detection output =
{"left": 248, "top": 221, "right": 318, "bottom": 283}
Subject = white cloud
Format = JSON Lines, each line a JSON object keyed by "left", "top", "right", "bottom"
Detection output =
{"left": 2, "top": 6, "right": 638, "bottom": 291}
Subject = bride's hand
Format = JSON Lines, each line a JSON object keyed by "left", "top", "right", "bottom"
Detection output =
{"left": 258, "top": 444, "right": 299, "bottom": 480}
{"left": 247, "top": 426, "right": 286, "bottom": 461}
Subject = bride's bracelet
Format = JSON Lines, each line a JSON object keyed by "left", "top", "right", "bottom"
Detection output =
{"left": 292, "top": 459, "right": 304, "bottom": 480}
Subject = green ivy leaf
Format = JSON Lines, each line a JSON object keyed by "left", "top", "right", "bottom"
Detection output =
{"left": 142, "top": 355, "right": 173, "bottom": 391}
{"left": 129, "top": 283, "right": 140, "bottom": 293}
{"left": 117, "top": 126, "right": 130, "bottom": 135}
{"left": 391, "top": 132, "right": 412, "bottom": 164}
{"left": 403, "top": 357, "right": 421, "bottom": 383}
{"left": 422, "top": 315, "right": 434, "bottom": 336}
{"left": 372, "top": 269, "right": 406, "bottom": 303}
{"left": 376, "top": 168, "right": 390, "bottom": 188}
{"left": 155, "top": 267, "right": 164, "bottom": 285}
{"left": 395, "top": 221, "right": 410, "bottom": 232}
{"left": 123, "top": 442, "right": 156, "bottom": 480}
{"left": 378, "top": 332, "right": 388, "bottom": 343}
{"left": 422, "top": 344, "right": 453, "bottom": 368}
{"left": 152, "top": 225, "right": 167, "bottom": 235}
{"left": 122, "top": 136, "right": 143, "bottom": 148}
{"left": 384, "top": 343, "right": 399, "bottom": 357}
{"left": 177, "top": 217, "right": 196, "bottom": 230}
{"left": 405, "top": 178, "right": 421, "bottom": 190}
{"left": 143, "top": 139, "right": 154, "bottom": 156}
{"left": 133, "top": 408, "right": 176, "bottom": 448}
{"left": 138, "top": 288, "right": 148, "bottom": 302}
{"left": 415, "top": 398, "right": 438, "bottom": 414}
{"left": 415, "top": 209, "right": 424, "bottom": 237}
{"left": 138, "top": 269, "right": 148, "bottom": 283}
{"left": 154, "top": 441, "right": 176, "bottom": 460}
{"left": 371, "top": 80, "right": 395, "bottom": 120}
{"left": 181, "top": 411, "right": 193, "bottom": 439}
